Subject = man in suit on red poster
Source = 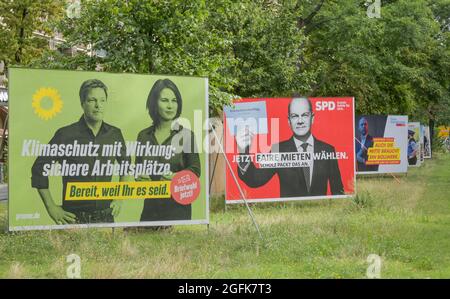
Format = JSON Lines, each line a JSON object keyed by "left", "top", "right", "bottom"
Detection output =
{"left": 235, "top": 97, "right": 344, "bottom": 197}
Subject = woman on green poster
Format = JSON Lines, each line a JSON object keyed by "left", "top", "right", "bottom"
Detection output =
{"left": 136, "top": 78, "right": 201, "bottom": 222}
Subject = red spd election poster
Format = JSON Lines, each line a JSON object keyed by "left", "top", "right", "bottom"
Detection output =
{"left": 224, "top": 97, "right": 355, "bottom": 204}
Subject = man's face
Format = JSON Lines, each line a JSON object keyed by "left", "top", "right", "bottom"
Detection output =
{"left": 288, "top": 98, "right": 313, "bottom": 138}
{"left": 359, "top": 118, "right": 368, "bottom": 136}
{"left": 82, "top": 87, "right": 107, "bottom": 123}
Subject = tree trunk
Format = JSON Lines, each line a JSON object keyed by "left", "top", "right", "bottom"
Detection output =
{"left": 15, "top": 8, "right": 29, "bottom": 64}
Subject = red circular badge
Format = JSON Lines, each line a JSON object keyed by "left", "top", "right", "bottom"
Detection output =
{"left": 170, "top": 170, "right": 201, "bottom": 205}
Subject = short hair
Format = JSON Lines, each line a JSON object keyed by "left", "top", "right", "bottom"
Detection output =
{"left": 288, "top": 97, "right": 312, "bottom": 115}
{"left": 146, "top": 79, "right": 183, "bottom": 127}
{"left": 79, "top": 79, "right": 108, "bottom": 103}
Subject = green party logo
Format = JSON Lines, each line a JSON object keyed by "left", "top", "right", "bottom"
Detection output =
{"left": 32, "top": 87, "right": 63, "bottom": 120}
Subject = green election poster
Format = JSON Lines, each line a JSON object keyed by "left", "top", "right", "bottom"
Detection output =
{"left": 8, "top": 68, "right": 209, "bottom": 231}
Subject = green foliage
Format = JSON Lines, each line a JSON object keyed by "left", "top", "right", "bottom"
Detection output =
{"left": 206, "top": 1, "right": 311, "bottom": 98}
{"left": 1, "top": 0, "right": 448, "bottom": 121}
{"left": 304, "top": 0, "right": 449, "bottom": 123}
{"left": 0, "top": 0, "right": 65, "bottom": 70}
{"left": 40, "top": 0, "right": 312, "bottom": 114}
{"left": 351, "top": 190, "right": 374, "bottom": 209}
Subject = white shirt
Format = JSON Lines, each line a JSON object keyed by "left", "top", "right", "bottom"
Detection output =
{"left": 293, "top": 135, "right": 314, "bottom": 185}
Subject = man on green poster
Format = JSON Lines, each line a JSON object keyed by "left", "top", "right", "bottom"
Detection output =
{"left": 31, "top": 79, "right": 131, "bottom": 225}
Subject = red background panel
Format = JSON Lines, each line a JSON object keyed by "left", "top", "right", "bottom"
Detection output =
{"left": 224, "top": 97, "right": 355, "bottom": 202}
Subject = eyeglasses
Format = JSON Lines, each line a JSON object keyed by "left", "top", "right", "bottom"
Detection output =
{"left": 289, "top": 112, "right": 313, "bottom": 122}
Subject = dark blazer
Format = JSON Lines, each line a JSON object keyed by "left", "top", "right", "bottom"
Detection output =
{"left": 355, "top": 134, "right": 379, "bottom": 172}
{"left": 238, "top": 136, "right": 344, "bottom": 197}
{"left": 136, "top": 125, "right": 201, "bottom": 222}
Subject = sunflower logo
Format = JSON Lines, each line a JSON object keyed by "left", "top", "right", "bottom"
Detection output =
{"left": 32, "top": 87, "right": 63, "bottom": 120}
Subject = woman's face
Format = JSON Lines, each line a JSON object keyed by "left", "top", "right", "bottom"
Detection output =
{"left": 158, "top": 88, "right": 178, "bottom": 121}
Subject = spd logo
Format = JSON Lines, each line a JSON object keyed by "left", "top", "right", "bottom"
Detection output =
{"left": 315, "top": 101, "right": 336, "bottom": 111}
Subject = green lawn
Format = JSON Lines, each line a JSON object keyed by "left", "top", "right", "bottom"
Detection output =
{"left": 1, "top": 153, "right": 449, "bottom": 278}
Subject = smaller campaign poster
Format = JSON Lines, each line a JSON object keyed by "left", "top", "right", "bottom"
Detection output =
{"left": 423, "top": 126, "right": 431, "bottom": 159}
{"left": 423, "top": 125, "right": 432, "bottom": 159}
{"left": 224, "top": 97, "right": 355, "bottom": 204}
{"left": 408, "top": 122, "right": 422, "bottom": 167}
{"left": 355, "top": 115, "right": 408, "bottom": 174}
{"left": 419, "top": 125, "right": 425, "bottom": 163}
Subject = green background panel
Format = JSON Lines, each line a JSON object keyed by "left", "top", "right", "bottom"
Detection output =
{"left": 8, "top": 68, "right": 208, "bottom": 229}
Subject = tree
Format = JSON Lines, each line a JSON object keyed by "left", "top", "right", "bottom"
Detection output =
{"left": 2, "top": 0, "right": 448, "bottom": 124}
{"left": 301, "top": 0, "right": 449, "bottom": 127}
{"left": 44, "top": 0, "right": 237, "bottom": 114}
{"left": 0, "top": 0, "right": 65, "bottom": 78}
{"left": 42, "top": 0, "right": 313, "bottom": 114}
{"left": 206, "top": 0, "right": 311, "bottom": 98}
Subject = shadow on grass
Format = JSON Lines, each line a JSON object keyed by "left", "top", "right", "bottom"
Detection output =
{"left": 356, "top": 174, "right": 408, "bottom": 181}
{"left": 210, "top": 193, "right": 348, "bottom": 215}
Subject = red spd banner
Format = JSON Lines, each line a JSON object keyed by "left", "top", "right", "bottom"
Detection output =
{"left": 224, "top": 97, "right": 355, "bottom": 203}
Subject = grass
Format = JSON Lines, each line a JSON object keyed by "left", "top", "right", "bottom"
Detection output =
{"left": 0, "top": 153, "right": 449, "bottom": 278}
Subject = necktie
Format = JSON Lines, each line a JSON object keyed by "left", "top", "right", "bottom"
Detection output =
{"left": 300, "top": 143, "right": 310, "bottom": 192}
